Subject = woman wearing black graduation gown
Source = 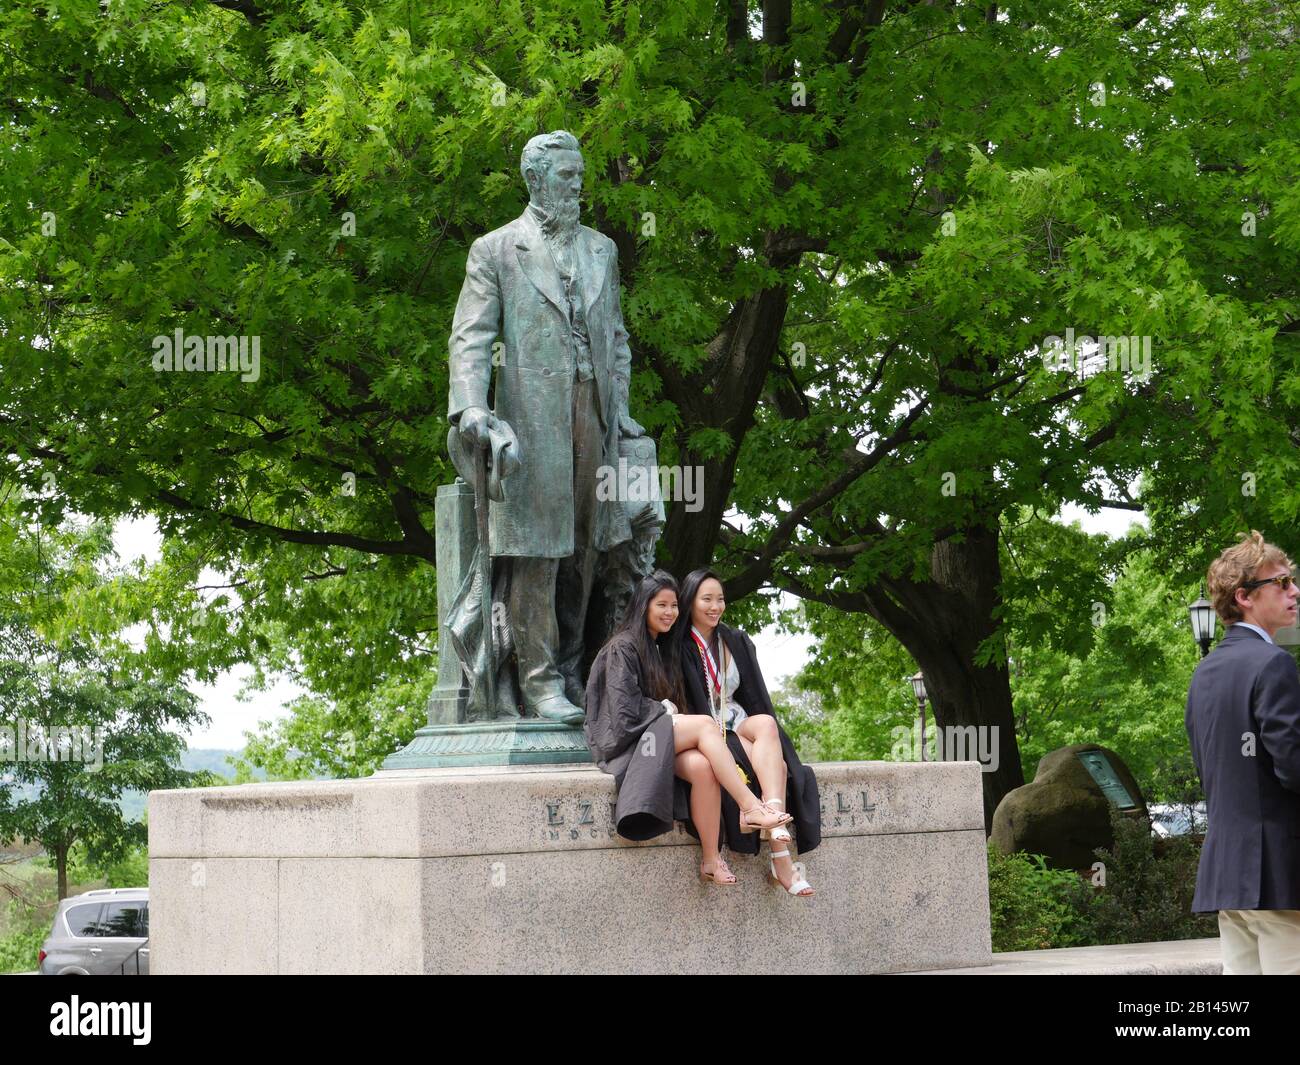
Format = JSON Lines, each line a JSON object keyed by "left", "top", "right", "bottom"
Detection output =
{"left": 584, "top": 570, "right": 792, "bottom": 884}
{"left": 670, "top": 569, "right": 821, "bottom": 896}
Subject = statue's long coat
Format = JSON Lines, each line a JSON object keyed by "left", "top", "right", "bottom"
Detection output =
{"left": 447, "top": 208, "right": 633, "bottom": 558}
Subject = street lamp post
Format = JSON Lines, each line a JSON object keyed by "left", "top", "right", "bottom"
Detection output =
{"left": 910, "top": 671, "right": 928, "bottom": 762}
{"left": 1188, "top": 585, "right": 1216, "bottom": 658}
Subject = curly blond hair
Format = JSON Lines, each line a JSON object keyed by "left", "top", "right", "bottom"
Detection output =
{"left": 1207, "top": 530, "right": 1294, "bottom": 623}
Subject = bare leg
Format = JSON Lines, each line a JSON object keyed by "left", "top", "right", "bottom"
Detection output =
{"left": 672, "top": 715, "right": 782, "bottom": 824}
{"left": 675, "top": 750, "right": 731, "bottom": 882}
{"left": 737, "top": 715, "right": 786, "bottom": 803}
{"left": 738, "top": 716, "right": 812, "bottom": 895}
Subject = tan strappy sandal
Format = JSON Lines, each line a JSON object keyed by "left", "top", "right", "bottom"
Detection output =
{"left": 739, "top": 800, "right": 793, "bottom": 834}
{"left": 699, "top": 856, "right": 738, "bottom": 885}
{"left": 758, "top": 797, "right": 794, "bottom": 843}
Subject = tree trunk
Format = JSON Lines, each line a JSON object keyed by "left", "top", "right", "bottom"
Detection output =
{"left": 55, "top": 842, "right": 68, "bottom": 901}
{"left": 662, "top": 441, "right": 742, "bottom": 577}
{"left": 911, "top": 639, "right": 1024, "bottom": 834}
{"left": 661, "top": 283, "right": 791, "bottom": 576}
{"left": 881, "top": 526, "right": 1024, "bottom": 832}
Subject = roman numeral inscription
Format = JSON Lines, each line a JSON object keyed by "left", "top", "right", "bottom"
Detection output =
{"left": 819, "top": 788, "right": 880, "bottom": 829}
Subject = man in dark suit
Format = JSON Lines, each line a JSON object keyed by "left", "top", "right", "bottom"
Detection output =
{"left": 1186, "top": 531, "right": 1300, "bottom": 973}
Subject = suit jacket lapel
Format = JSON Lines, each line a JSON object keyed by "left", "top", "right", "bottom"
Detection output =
{"left": 514, "top": 210, "right": 567, "bottom": 314}
{"left": 578, "top": 228, "right": 608, "bottom": 314}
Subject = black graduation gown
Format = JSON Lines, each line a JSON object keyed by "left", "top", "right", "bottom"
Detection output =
{"left": 583, "top": 631, "right": 701, "bottom": 842}
{"left": 675, "top": 622, "right": 822, "bottom": 855}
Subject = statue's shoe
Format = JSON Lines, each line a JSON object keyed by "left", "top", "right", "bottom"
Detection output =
{"left": 534, "top": 695, "right": 585, "bottom": 726}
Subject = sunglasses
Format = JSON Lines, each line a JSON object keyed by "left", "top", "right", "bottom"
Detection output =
{"left": 1242, "top": 573, "right": 1297, "bottom": 592}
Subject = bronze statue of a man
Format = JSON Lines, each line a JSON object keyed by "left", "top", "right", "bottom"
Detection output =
{"left": 448, "top": 130, "right": 644, "bottom": 725}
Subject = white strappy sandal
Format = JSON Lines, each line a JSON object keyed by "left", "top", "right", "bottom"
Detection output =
{"left": 768, "top": 848, "right": 815, "bottom": 897}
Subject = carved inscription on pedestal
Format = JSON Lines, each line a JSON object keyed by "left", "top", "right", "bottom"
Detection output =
{"left": 537, "top": 797, "right": 691, "bottom": 844}
{"left": 818, "top": 787, "right": 882, "bottom": 830}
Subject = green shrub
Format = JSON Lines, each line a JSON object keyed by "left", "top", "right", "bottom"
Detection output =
{"left": 987, "top": 842, "right": 1094, "bottom": 951}
{"left": 1076, "top": 807, "right": 1217, "bottom": 944}
{"left": 0, "top": 899, "right": 48, "bottom": 974}
{"left": 58, "top": 841, "right": 149, "bottom": 889}
{"left": 0, "top": 925, "right": 46, "bottom": 974}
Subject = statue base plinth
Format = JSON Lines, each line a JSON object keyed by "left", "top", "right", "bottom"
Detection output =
{"left": 379, "top": 720, "right": 592, "bottom": 770}
{"left": 146, "top": 761, "right": 992, "bottom": 974}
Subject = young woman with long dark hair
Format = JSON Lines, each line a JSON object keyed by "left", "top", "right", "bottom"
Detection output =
{"left": 583, "top": 569, "right": 791, "bottom": 884}
{"left": 670, "top": 569, "right": 820, "bottom": 897}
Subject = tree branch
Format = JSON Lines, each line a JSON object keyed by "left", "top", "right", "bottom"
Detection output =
{"left": 727, "top": 399, "right": 930, "bottom": 594}
{"left": 211, "top": 0, "right": 268, "bottom": 27}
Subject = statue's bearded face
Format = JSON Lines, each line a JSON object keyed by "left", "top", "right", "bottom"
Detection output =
{"left": 531, "top": 148, "right": 583, "bottom": 235}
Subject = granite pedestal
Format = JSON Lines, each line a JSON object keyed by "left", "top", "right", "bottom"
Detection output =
{"left": 147, "top": 760, "right": 992, "bottom": 974}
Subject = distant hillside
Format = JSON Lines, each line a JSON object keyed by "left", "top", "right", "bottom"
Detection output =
{"left": 3, "top": 748, "right": 266, "bottom": 824}
{"left": 119, "top": 748, "right": 266, "bottom": 820}
{"left": 180, "top": 747, "right": 263, "bottom": 780}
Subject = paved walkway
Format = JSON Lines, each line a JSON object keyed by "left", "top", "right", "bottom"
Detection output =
{"left": 906, "top": 938, "right": 1222, "bottom": 974}
{"left": 10, "top": 940, "right": 1224, "bottom": 977}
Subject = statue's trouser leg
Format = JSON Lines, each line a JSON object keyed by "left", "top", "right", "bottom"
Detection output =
{"left": 509, "top": 555, "right": 564, "bottom": 710}
{"left": 556, "top": 374, "right": 603, "bottom": 698}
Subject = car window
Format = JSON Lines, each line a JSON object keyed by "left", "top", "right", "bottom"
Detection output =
{"left": 65, "top": 903, "right": 103, "bottom": 938}
{"left": 98, "top": 902, "right": 145, "bottom": 938}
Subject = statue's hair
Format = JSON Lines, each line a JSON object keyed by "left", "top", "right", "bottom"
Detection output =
{"left": 520, "top": 130, "right": 581, "bottom": 187}
{"left": 1207, "top": 530, "right": 1294, "bottom": 623}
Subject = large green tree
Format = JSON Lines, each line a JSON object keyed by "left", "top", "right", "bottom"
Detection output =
{"left": 0, "top": 494, "right": 210, "bottom": 898}
{"left": 2, "top": 1, "right": 1298, "bottom": 824}
{"left": 790, "top": 514, "right": 1221, "bottom": 805}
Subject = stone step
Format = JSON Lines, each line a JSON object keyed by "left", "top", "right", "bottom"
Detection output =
{"left": 905, "top": 938, "right": 1222, "bottom": 975}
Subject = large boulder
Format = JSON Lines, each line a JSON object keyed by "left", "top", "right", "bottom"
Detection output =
{"left": 991, "top": 743, "right": 1148, "bottom": 869}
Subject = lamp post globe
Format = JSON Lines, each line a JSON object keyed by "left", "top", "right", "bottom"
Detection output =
{"left": 910, "top": 671, "right": 928, "bottom": 762}
{"left": 1188, "top": 588, "right": 1216, "bottom": 658}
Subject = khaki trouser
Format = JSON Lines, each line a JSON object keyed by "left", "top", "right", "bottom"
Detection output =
{"left": 1218, "top": 909, "right": 1300, "bottom": 974}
